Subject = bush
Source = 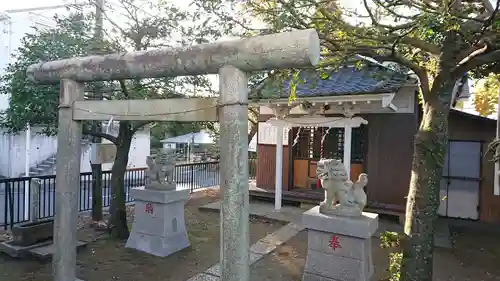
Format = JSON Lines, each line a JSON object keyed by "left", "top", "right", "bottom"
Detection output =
{"left": 380, "top": 231, "right": 402, "bottom": 281}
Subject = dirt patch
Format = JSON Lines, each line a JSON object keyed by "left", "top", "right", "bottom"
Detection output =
{"left": 0, "top": 189, "right": 285, "bottom": 281}
{"left": 433, "top": 225, "right": 500, "bottom": 281}
{"left": 250, "top": 225, "right": 500, "bottom": 281}
{"left": 249, "top": 231, "right": 391, "bottom": 281}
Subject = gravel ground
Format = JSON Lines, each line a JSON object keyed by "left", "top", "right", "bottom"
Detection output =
{"left": 0, "top": 189, "right": 286, "bottom": 281}
{"left": 3, "top": 189, "right": 499, "bottom": 281}
{"left": 250, "top": 226, "right": 500, "bottom": 281}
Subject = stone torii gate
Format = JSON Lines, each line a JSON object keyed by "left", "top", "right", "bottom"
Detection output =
{"left": 26, "top": 29, "right": 320, "bottom": 281}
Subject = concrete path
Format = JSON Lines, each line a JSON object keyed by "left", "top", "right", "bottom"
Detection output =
{"left": 200, "top": 200, "right": 304, "bottom": 223}
{"left": 200, "top": 200, "right": 452, "bottom": 246}
{"left": 187, "top": 221, "right": 304, "bottom": 281}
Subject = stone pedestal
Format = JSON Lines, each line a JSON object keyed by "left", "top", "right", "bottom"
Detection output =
{"left": 302, "top": 206, "right": 378, "bottom": 281}
{"left": 126, "top": 187, "right": 190, "bottom": 257}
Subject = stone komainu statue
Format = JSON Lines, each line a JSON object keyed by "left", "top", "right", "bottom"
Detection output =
{"left": 316, "top": 158, "right": 368, "bottom": 216}
{"left": 146, "top": 149, "right": 175, "bottom": 186}
{"left": 155, "top": 150, "right": 175, "bottom": 184}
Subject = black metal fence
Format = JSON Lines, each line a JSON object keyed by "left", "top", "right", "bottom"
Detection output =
{"left": 1, "top": 159, "right": 257, "bottom": 229}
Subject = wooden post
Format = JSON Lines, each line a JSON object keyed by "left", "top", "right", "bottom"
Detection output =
{"left": 495, "top": 82, "right": 500, "bottom": 195}
{"left": 219, "top": 65, "right": 250, "bottom": 281}
{"left": 343, "top": 125, "right": 352, "bottom": 180}
{"left": 275, "top": 125, "right": 283, "bottom": 211}
{"left": 53, "top": 79, "right": 84, "bottom": 281}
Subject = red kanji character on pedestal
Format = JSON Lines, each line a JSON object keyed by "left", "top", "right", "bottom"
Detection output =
{"left": 329, "top": 235, "right": 341, "bottom": 251}
{"left": 145, "top": 203, "right": 154, "bottom": 214}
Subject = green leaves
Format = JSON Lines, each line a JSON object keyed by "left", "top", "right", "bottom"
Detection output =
{"left": 473, "top": 73, "right": 499, "bottom": 117}
{"left": 0, "top": 2, "right": 215, "bottom": 137}
{"left": 0, "top": 12, "right": 92, "bottom": 135}
{"left": 288, "top": 70, "right": 302, "bottom": 104}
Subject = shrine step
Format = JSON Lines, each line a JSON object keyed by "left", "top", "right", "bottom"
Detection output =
{"left": 0, "top": 239, "right": 87, "bottom": 260}
{"left": 29, "top": 240, "right": 87, "bottom": 260}
{"left": 0, "top": 240, "right": 52, "bottom": 258}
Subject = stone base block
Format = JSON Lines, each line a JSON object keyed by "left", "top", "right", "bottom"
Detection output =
{"left": 0, "top": 240, "right": 87, "bottom": 260}
{"left": 126, "top": 188, "right": 190, "bottom": 257}
{"left": 302, "top": 272, "right": 340, "bottom": 281}
{"left": 302, "top": 206, "right": 379, "bottom": 281}
{"left": 145, "top": 182, "right": 176, "bottom": 191}
{"left": 11, "top": 219, "right": 54, "bottom": 246}
{"left": 0, "top": 240, "right": 52, "bottom": 258}
{"left": 130, "top": 186, "right": 187, "bottom": 204}
{"left": 302, "top": 206, "right": 378, "bottom": 239}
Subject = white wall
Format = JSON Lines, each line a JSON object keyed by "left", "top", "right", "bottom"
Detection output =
{"left": 0, "top": 128, "right": 58, "bottom": 177}
{"left": 163, "top": 143, "right": 177, "bottom": 149}
{"left": 0, "top": 125, "right": 150, "bottom": 178}
{"left": 80, "top": 125, "right": 151, "bottom": 173}
{"left": 0, "top": 8, "right": 152, "bottom": 177}
{"left": 0, "top": 9, "right": 64, "bottom": 74}
{"left": 0, "top": 94, "right": 9, "bottom": 111}
{"left": 0, "top": 7, "right": 71, "bottom": 109}
{"left": 0, "top": 9, "right": 64, "bottom": 178}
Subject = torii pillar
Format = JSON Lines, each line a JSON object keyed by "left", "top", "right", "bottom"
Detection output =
{"left": 26, "top": 29, "right": 320, "bottom": 281}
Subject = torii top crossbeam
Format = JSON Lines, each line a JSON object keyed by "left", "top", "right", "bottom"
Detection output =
{"left": 26, "top": 29, "right": 320, "bottom": 84}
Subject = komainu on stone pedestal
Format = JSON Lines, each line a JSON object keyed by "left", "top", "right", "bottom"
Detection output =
{"left": 126, "top": 188, "right": 190, "bottom": 257}
{"left": 316, "top": 158, "right": 368, "bottom": 217}
{"left": 302, "top": 206, "right": 379, "bottom": 281}
{"left": 145, "top": 148, "right": 176, "bottom": 191}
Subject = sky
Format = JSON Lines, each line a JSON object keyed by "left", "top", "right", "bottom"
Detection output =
{"left": 3, "top": 0, "right": 181, "bottom": 11}
{"left": 2, "top": 0, "right": 493, "bottom": 118}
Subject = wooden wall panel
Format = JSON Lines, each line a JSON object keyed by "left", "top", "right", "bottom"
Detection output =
{"left": 256, "top": 144, "right": 290, "bottom": 191}
{"left": 293, "top": 160, "right": 309, "bottom": 189}
{"left": 309, "top": 162, "right": 317, "bottom": 179}
{"left": 448, "top": 110, "right": 496, "bottom": 141}
{"left": 350, "top": 163, "right": 363, "bottom": 182}
{"left": 447, "top": 111, "right": 499, "bottom": 222}
{"left": 257, "top": 109, "right": 500, "bottom": 222}
{"left": 364, "top": 113, "right": 417, "bottom": 208}
{"left": 479, "top": 143, "right": 500, "bottom": 223}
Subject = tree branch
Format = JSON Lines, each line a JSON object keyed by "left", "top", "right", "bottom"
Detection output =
{"left": 400, "top": 37, "right": 440, "bottom": 55}
{"left": 249, "top": 107, "right": 259, "bottom": 116}
{"left": 373, "top": 0, "right": 417, "bottom": 20}
{"left": 314, "top": 3, "right": 441, "bottom": 56}
{"left": 119, "top": 80, "right": 130, "bottom": 98}
{"left": 131, "top": 120, "right": 152, "bottom": 133}
{"left": 481, "top": 0, "right": 495, "bottom": 14}
{"left": 454, "top": 48, "right": 500, "bottom": 76}
{"left": 83, "top": 129, "right": 118, "bottom": 144}
{"left": 358, "top": 49, "right": 431, "bottom": 97}
{"left": 457, "top": 44, "right": 489, "bottom": 66}
{"left": 363, "top": 0, "right": 416, "bottom": 32}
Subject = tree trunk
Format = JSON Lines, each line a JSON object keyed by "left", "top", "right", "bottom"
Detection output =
{"left": 248, "top": 121, "right": 258, "bottom": 144}
{"left": 91, "top": 163, "right": 103, "bottom": 221}
{"left": 400, "top": 87, "right": 452, "bottom": 281}
{"left": 108, "top": 121, "right": 133, "bottom": 240}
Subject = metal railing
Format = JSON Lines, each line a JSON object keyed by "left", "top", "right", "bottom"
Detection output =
{"left": 1, "top": 158, "right": 257, "bottom": 229}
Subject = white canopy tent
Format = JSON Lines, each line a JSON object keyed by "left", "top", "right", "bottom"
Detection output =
{"left": 161, "top": 130, "right": 215, "bottom": 145}
{"left": 161, "top": 130, "right": 257, "bottom": 152}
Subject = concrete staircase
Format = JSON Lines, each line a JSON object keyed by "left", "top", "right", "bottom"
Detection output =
{"left": 25, "top": 139, "right": 92, "bottom": 177}
{"left": 26, "top": 154, "right": 57, "bottom": 176}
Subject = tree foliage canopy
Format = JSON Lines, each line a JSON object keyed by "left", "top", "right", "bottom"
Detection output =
{"left": 0, "top": 13, "right": 95, "bottom": 135}
{"left": 473, "top": 73, "right": 499, "bottom": 117}
{"left": 197, "top": 0, "right": 500, "bottom": 99}
{"left": 0, "top": 0, "right": 217, "bottom": 138}
{"left": 0, "top": 0, "right": 223, "bottom": 238}
{"left": 191, "top": 1, "right": 500, "bottom": 281}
